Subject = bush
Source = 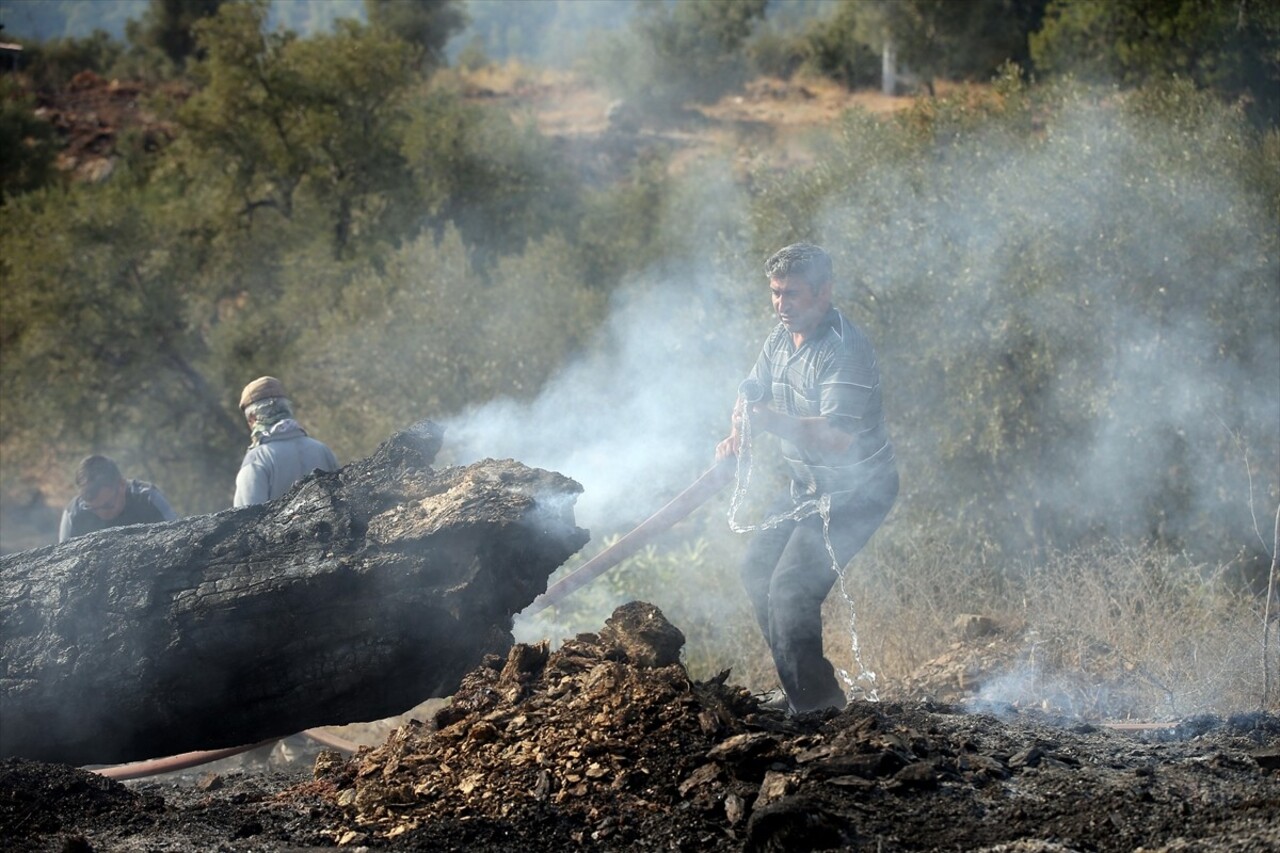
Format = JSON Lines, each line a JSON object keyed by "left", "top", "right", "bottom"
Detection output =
{"left": 287, "top": 228, "right": 606, "bottom": 460}
{"left": 0, "top": 79, "right": 59, "bottom": 200}
{"left": 582, "top": 0, "right": 767, "bottom": 119}
{"left": 1030, "top": 0, "right": 1280, "bottom": 127}
{"left": 18, "top": 30, "right": 127, "bottom": 89}
{"left": 747, "top": 29, "right": 810, "bottom": 80}
{"left": 800, "top": 3, "right": 880, "bottom": 90}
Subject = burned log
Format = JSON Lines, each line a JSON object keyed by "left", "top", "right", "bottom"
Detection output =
{"left": 0, "top": 421, "right": 588, "bottom": 766}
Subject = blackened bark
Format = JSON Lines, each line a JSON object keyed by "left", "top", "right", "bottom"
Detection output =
{"left": 0, "top": 421, "right": 588, "bottom": 766}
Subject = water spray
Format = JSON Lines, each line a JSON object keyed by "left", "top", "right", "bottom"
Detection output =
{"left": 726, "top": 379, "right": 879, "bottom": 702}
{"left": 523, "top": 380, "right": 767, "bottom": 616}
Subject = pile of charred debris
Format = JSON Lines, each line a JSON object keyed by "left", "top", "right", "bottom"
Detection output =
{"left": 3, "top": 601, "right": 1277, "bottom": 852}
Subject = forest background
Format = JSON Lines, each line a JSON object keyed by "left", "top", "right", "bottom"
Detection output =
{"left": 1, "top": 0, "right": 1278, "bottom": 717}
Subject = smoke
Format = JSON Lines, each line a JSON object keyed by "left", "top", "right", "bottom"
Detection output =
{"left": 805, "top": 91, "right": 1279, "bottom": 559}
{"left": 447, "top": 0, "right": 638, "bottom": 68}
{"left": 440, "top": 270, "right": 751, "bottom": 537}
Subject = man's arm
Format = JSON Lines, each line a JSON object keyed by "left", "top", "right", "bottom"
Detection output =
{"left": 747, "top": 405, "right": 856, "bottom": 455}
{"left": 58, "top": 507, "right": 74, "bottom": 543}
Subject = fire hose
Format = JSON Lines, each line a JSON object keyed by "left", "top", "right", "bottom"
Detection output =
{"left": 525, "top": 457, "right": 736, "bottom": 616}
{"left": 526, "top": 380, "right": 756, "bottom": 615}
{"left": 93, "top": 728, "right": 367, "bottom": 781}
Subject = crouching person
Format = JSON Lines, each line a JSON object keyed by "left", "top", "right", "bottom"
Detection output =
{"left": 59, "top": 454, "right": 178, "bottom": 543}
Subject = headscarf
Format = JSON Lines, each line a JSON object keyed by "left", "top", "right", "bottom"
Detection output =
{"left": 245, "top": 396, "right": 301, "bottom": 446}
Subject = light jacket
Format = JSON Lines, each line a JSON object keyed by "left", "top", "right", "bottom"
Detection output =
{"left": 233, "top": 423, "right": 339, "bottom": 507}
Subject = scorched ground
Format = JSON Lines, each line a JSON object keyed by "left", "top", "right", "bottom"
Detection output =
{"left": 1, "top": 602, "right": 1277, "bottom": 852}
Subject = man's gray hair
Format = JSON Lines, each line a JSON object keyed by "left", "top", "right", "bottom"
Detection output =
{"left": 765, "top": 243, "right": 833, "bottom": 290}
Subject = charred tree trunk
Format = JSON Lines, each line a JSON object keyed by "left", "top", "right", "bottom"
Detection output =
{"left": 0, "top": 421, "right": 588, "bottom": 767}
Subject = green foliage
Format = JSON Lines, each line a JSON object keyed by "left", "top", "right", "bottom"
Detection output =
{"left": 1, "top": 0, "right": 1274, "bottom": 604}
{"left": 875, "top": 0, "right": 1047, "bottom": 84}
{"left": 363, "top": 0, "right": 467, "bottom": 71}
{"left": 0, "top": 177, "right": 245, "bottom": 515}
{"left": 401, "top": 85, "right": 583, "bottom": 265}
{"left": 125, "top": 0, "right": 228, "bottom": 66}
{"left": 0, "top": 79, "right": 58, "bottom": 200}
{"left": 574, "top": 153, "right": 672, "bottom": 289}
{"left": 799, "top": 0, "right": 880, "bottom": 89}
{"left": 746, "top": 28, "right": 812, "bottom": 80}
{"left": 16, "top": 29, "right": 127, "bottom": 88}
{"left": 802, "top": 0, "right": 1047, "bottom": 91}
{"left": 288, "top": 227, "right": 606, "bottom": 458}
{"left": 584, "top": 0, "right": 768, "bottom": 118}
{"left": 1030, "top": 0, "right": 1280, "bottom": 127}
{"left": 180, "top": 2, "right": 420, "bottom": 256}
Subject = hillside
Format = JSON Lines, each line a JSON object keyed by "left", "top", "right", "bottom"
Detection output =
{"left": 23, "top": 63, "right": 908, "bottom": 192}
{"left": 1, "top": 63, "right": 913, "bottom": 555}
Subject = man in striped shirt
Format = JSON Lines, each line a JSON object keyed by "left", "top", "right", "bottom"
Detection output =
{"left": 716, "top": 243, "right": 899, "bottom": 714}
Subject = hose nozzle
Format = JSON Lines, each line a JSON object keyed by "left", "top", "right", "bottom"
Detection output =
{"left": 738, "top": 378, "right": 764, "bottom": 403}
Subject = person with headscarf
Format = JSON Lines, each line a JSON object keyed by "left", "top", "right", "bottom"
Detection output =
{"left": 233, "top": 376, "right": 339, "bottom": 507}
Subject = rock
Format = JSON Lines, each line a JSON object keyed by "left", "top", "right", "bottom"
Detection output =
{"left": 599, "top": 601, "right": 685, "bottom": 667}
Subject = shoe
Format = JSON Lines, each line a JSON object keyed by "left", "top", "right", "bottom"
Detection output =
{"left": 755, "top": 689, "right": 791, "bottom": 713}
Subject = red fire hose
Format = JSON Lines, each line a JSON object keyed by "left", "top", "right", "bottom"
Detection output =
{"left": 525, "top": 458, "right": 735, "bottom": 616}
{"left": 91, "top": 728, "right": 366, "bottom": 781}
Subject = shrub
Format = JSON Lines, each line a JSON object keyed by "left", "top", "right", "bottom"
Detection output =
{"left": 18, "top": 30, "right": 127, "bottom": 89}
{"left": 0, "top": 79, "right": 59, "bottom": 200}
{"left": 582, "top": 0, "right": 767, "bottom": 119}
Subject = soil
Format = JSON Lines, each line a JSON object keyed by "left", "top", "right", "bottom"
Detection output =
{"left": 2, "top": 602, "right": 1277, "bottom": 853}
{"left": 29, "top": 69, "right": 187, "bottom": 185}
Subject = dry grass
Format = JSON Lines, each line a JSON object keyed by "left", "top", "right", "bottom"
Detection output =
{"left": 444, "top": 65, "right": 922, "bottom": 178}
{"left": 825, "top": 536, "right": 1273, "bottom": 718}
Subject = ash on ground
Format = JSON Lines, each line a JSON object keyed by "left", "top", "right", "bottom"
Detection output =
{"left": 2, "top": 602, "right": 1277, "bottom": 852}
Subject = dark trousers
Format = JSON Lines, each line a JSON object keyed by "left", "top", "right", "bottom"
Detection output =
{"left": 740, "top": 467, "right": 898, "bottom": 713}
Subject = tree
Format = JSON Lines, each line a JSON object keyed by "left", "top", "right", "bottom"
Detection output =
{"left": 125, "top": 0, "right": 228, "bottom": 66}
{"left": 15, "top": 29, "right": 128, "bottom": 89}
{"left": 850, "top": 0, "right": 1049, "bottom": 92}
{"left": 1030, "top": 0, "right": 1280, "bottom": 126}
{"left": 0, "top": 176, "right": 248, "bottom": 515}
{"left": 180, "top": 2, "right": 420, "bottom": 257}
{"left": 801, "top": 0, "right": 883, "bottom": 89}
{"left": 363, "top": 0, "right": 467, "bottom": 71}
{"left": 586, "top": 0, "right": 768, "bottom": 117}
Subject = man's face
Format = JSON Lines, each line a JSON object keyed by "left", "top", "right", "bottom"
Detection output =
{"left": 770, "top": 275, "right": 831, "bottom": 339}
{"left": 83, "top": 479, "right": 126, "bottom": 521}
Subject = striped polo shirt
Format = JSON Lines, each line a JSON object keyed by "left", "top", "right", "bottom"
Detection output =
{"left": 747, "top": 307, "right": 895, "bottom": 499}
